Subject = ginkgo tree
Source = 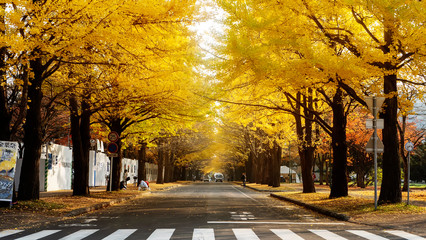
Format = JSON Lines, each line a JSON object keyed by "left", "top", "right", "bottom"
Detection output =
{"left": 291, "top": 0, "right": 426, "bottom": 203}
{"left": 212, "top": 0, "right": 357, "bottom": 194}
{"left": 1, "top": 0, "right": 201, "bottom": 200}
{"left": 214, "top": 0, "right": 426, "bottom": 203}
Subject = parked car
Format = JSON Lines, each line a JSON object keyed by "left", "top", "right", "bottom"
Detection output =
{"left": 203, "top": 175, "right": 211, "bottom": 182}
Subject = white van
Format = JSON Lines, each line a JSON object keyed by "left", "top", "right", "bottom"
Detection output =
{"left": 214, "top": 173, "right": 224, "bottom": 182}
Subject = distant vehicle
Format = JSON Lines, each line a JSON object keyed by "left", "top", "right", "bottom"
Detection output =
{"left": 214, "top": 173, "right": 224, "bottom": 182}
{"left": 203, "top": 175, "right": 211, "bottom": 182}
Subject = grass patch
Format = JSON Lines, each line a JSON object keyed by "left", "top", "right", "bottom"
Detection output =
{"left": 410, "top": 183, "right": 426, "bottom": 189}
{"left": 375, "top": 202, "right": 424, "bottom": 213}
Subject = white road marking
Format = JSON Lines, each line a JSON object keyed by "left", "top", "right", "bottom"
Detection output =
{"left": 83, "top": 218, "right": 98, "bottom": 223}
{"left": 0, "top": 230, "right": 23, "bottom": 238}
{"left": 58, "top": 229, "right": 99, "bottom": 240}
{"left": 232, "top": 228, "right": 260, "bottom": 240}
{"left": 102, "top": 229, "right": 137, "bottom": 240}
{"left": 15, "top": 230, "right": 61, "bottom": 240}
{"left": 231, "top": 185, "right": 263, "bottom": 204}
{"left": 58, "top": 223, "right": 97, "bottom": 227}
{"left": 147, "top": 229, "right": 175, "bottom": 240}
{"left": 8, "top": 228, "right": 423, "bottom": 240}
{"left": 347, "top": 230, "right": 389, "bottom": 240}
{"left": 193, "top": 228, "right": 215, "bottom": 240}
{"left": 208, "top": 221, "right": 345, "bottom": 225}
{"left": 309, "top": 229, "right": 347, "bottom": 240}
{"left": 385, "top": 230, "right": 425, "bottom": 240}
{"left": 271, "top": 229, "right": 304, "bottom": 240}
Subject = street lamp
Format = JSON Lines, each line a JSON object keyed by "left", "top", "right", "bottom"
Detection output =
{"left": 405, "top": 140, "right": 414, "bottom": 205}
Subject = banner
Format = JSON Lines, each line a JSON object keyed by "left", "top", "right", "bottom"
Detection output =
{"left": 0, "top": 141, "right": 18, "bottom": 202}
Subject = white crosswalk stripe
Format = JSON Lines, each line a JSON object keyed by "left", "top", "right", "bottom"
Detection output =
{"left": 58, "top": 229, "right": 99, "bottom": 240}
{"left": 385, "top": 230, "right": 426, "bottom": 240}
{"left": 347, "top": 230, "right": 389, "bottom": 240}
{"left": 14, "top": 230, "right": 61, "bottom": 240}
{"left": 309, "top": 229, "right": 348, "bottom": 240}
{"left": 232, "top": 228, "right": 260, "bottom": 240}
{"left": 147, "top": 228, "right": 175, "bottom": 240}
{"left": 102, "top": 229, "right": 137, "bottom": 240}
{"left": 0, "top": 230, "right": 23, "bottom": 238}
{"left": 271, "top": 229, "right": 304, "bottom": 240}
{"left": 193, "top": 228, "right": 215, "bottom": 240}
{"left": 0, "top": 228, "right": 424, "bottom": 239}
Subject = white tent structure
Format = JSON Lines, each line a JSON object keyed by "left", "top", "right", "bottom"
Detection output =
{"left": 280, "top": 166, "right": 301, "bottom": 183}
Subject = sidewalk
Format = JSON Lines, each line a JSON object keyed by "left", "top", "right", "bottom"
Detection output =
{"left": 1, "top": 182, "right": 183, "bottom": 230}
{"left": 240, "top": 182, "right": 426, "bottom": 235}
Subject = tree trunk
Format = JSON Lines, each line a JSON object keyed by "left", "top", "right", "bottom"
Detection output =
{"left": 379, "top": 73, "right": 402, "bottom": 203}
{"left": 270, "top": 143, "right": 281, "bottom": 187}
{"left": 164, "top": 149, "right": 173, "bottom": 183}
{"left": 157, "top": 139, "right": 164, "bottom": 184}
{"left": 70, "top": 95, "right": 91, "bottom": 196}
{"left": 110, "top": 120, "right": 123, "bottom": 191}
{"left": 18, "top": 58, "right": 43, "bottom": 200}
{"left": 70, "top": 96, "right": 85, "bottom": 195}
{"left": 356, "top": 169, "right": 365, "bottom": 188}
{"left": 318, "top": 154, "right": 324, "bottom": 185}
{"left": 0, "top": 84, "right": 11, "bottom": 140}
{"left": 252, "top": 151, "right": 260, "bottom": 183}
{"left": 330, "top": 88, "right": 348, "bottom": 198}
{"left": 246, "top": 151, "right": 253, "bottom": 183}
{"left": 295, "top": 91, "right": 316, "bottom": 193}
{"left": 138, "top": 142, "right": 147, "bottom": 183}
{"left": 0, "top": 5, "right": 10, "bottom": 141}
{"left": 261, "top": 151, "right": 269, "bottom": 184}
{"left": 378, "top": 23, "right": 402, "bottom": 203}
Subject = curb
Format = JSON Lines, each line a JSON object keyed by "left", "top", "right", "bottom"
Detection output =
{"left": 243, "top": 185, "right": 285, "bottom": 192}
{"left": 66, "top": 184, "right": 180, "bottom": 217}
{"left": 237, "top": 183, "right": 350, "bottom": 221}
{"left": 66, "top": 195, "right": 140, "bottom": 217}
{"left": 270, "top": 193, "right": 350, "bottom": 221}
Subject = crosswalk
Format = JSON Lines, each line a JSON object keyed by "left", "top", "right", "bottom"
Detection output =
{"left": 0, "top": 228, "right": 424, "bottom": 240}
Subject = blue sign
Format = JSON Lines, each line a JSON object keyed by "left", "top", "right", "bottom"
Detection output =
{"left": 107, "top": 142, "right": 118, "bottom": 153}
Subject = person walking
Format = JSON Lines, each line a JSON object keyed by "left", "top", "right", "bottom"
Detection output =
{"left": 241, "top": 173, "right": 246, "bottom": 187}
{"left": 123, "top": 170, "right": 129, "bottom": 189}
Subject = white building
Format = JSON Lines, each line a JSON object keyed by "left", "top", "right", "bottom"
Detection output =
{"left": 280, "top": 165, "right": 301, "bottom": 183}
{"left": 14, "top": 141, "right": 158, "bottom": 192}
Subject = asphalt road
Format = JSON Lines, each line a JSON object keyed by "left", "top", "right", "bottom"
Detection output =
{"left": 2, "top": 182, "right": 425, "bottom": 239}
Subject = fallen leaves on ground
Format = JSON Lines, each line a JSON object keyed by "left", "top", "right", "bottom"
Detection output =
{"left": 274, "top": 192, "right": 425, "bottom": 217}
{"left": 4, "top": 182, "right": 183, "bottom": 216}
{"left": 0, "top": 182, "right": 183, "bottom": 230}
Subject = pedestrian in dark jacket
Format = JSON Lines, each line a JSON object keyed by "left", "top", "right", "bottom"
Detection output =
{"left": 241, "top": 173, "right": 246, "bottom": 187}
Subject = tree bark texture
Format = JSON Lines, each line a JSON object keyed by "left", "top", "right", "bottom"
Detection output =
{"left": 70, "top": 95, "right": 91, "bottom": 196}
{"left": 18, "top": 58, "right": 43, "bottom": 200}
{"left": 295, "top": 91, "right": 316, "bottom": 193}
{"left": 109, "top": 120, "right": 123, "bottom": 191}
{"left": 329, "top": 88, "right": 348, "bottom": 198}
{"left": 0, "top": 6, "right": 10, "bottom": 141}
{"left": 379, "top": 73, "right": 402, "bottom": 203}
{"left": 156, "top": 139, "right": 164, "bottom": 184}
{"left": 138, "top": 142, "right": 147, "bottom": 182}
{"left": 246, "top": 151, "right": 253, "bottom": 183}
{"left": 270, "top": 143, "right": 281, "bottom": 187}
